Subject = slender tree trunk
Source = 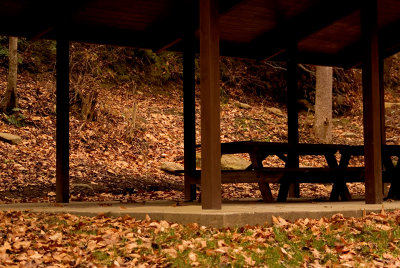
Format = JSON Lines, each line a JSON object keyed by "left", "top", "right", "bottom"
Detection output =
{"left": 314, "top": 66, "right": 333, "bottom": 143}
{"left": 0, "top": 36, "right": 18, "bottom": 113}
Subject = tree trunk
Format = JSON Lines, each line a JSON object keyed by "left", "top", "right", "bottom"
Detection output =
{"left": 0, "top": 36, "right": 18, "bottom": 113}
{"left": 314, "top": 66, "right": 332, "bottom": 143}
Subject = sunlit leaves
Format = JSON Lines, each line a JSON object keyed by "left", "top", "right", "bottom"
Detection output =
{"left": 1, "top": 210, "right": 400, "bottom": 266}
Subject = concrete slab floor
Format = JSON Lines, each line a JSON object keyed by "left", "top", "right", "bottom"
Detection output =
{"left": 0, "top": 200, "right": 399, "bottom": 228}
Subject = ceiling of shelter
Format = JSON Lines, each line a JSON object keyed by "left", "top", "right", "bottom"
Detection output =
{"left": 0, "top": 0, "right": 400, "bottom": 67}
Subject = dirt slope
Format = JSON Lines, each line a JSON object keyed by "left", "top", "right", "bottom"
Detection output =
{"left": 1, "top": 68, "right": 400, "bottom": 203}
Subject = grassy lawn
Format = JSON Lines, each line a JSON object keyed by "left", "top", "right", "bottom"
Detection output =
{"left": 1, "top": 210, "right": 400, "bottom": 267}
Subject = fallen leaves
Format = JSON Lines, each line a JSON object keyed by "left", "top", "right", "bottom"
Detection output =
{"left": 13, "top": 209, "right": 396, "bottom": 266}
{"left": 2, "top": 58, "right": 400, "bottom": 266}
{"left": 0, "top": 67, "right": 388, "bottom": 204}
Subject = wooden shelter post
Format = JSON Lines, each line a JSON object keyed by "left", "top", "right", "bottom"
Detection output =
{"left": 380, "top": 58, "right": 385, "bottom": 146}
{"left": 278, "top": 45, "right": 300, "bottom": 201}
{"left": 199, "top": 0, "right": 221, "bottom": 209}
{"left": 56, "top": 37, "right": 70, "bottom": 203}
{"left": 361, "top": 0, "right": 383, "bottom": 204}
{"left": 183, "top": 0, "right": 197, "bottom": 201}
{"left": 287, "top": 45, "right": 300, "bottom": 198}
{"left": 379, "top": 57, "right": 387, "bottom": 197}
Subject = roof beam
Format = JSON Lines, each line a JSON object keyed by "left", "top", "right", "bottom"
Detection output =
{"left": 49, "top": 25, "right": 149, "bottom": 48}
{"left": 29, "top": 0, "right": 95, "bottom": 41}
{"left": 145, "top": 0, "right": 190, "bottom": 52}
{"left": 247, "top": 0, "right": 361, "bottom": 61}
{"left": 377, "top": 19, "right": 400, "bottom": 58}
{"left": 336, "top": 18, "right": 400, "bottom": 69}
{"left": 152, "top": 0, "right": 246, "bottom": 52}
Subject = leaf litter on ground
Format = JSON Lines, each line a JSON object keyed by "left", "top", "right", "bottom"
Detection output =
{"left": 3, "top": 67, "right": 400, "bottom": 202}
{"left": 1, "top": 209, "right": 400, "bottom": 267}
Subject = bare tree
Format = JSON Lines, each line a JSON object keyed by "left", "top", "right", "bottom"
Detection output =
{"left": 0, "top": 36, "right": 18, "bottom": 113}
{"left": 314, "top": 66, "right": 332, "bottom": 143}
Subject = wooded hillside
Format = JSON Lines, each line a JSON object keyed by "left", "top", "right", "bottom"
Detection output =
{"left": 1, "top": 39, "right": 400, "bottom": 202}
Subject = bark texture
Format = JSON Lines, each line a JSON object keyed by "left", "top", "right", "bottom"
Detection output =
{"left": 314, "top": 66, "right": 332, "bottom": 143}
{"left": 0, "top": 36, "right": 18, "bottom": 113}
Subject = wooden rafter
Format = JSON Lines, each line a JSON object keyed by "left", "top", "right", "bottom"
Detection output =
{"left": 153, "top": 0, "right": 246, "bottom": 52}
{"left": 382, "top": 20, "right": 400, "bottom": 57}
{"left": 330, "top": 17, "right": 400, "bottom": 69}
{"left": 29, "top": 0, "right": 96, "bottom": 41}
{"left": 244, "top": 0, "right": 361, "bottom": 61}
{"left": 48, "top": 24, "right": 148, "bottom": 48}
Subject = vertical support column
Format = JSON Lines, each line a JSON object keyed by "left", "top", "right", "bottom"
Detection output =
{"left": 183, "top": 0, "right": 197, "bottom": 201}
{"left": 379, "top": 57, "right": 385, "bottom": 193}
{"left": 379, "top": 57, "right": 392, "bottom": 198}
{"left": 379, "top": 58, "right": 385, "bottom": 146}
{"left": 278, "top": 45, "right": 300, "bottom": 202}
{"left": 200, "top": 0, "right": 221, "bottom": 209}
{"left": 361, "top": 0, "right": 383, "bottom": 204}
{"left": 287, "top": 45, "right": 300, "bottom": 198}
{"left": 56, "top": 37, "right": 70, "bottom": 203}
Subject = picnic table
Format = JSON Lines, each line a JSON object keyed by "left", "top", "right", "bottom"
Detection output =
{"left": 187, "top": 142, "right": 400, "bottom": 202}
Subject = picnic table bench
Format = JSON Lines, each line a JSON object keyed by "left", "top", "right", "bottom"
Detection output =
{"left": 185, "top": 142, "right": 400, "bottom": 202}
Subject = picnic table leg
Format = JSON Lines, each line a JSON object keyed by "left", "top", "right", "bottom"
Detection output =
{"left": 279, "top": 155, "right": 300, "bottom": 201}
{"left": 250, "top": 152, "right": 273, "bottom": 202}
{"left": 275, "top": 153, "right": 291, "bottom": 202}
{"left": 277, "top": 177, "right": 290, "bottom": 202}
{"left": 326, "top": 153, "right": 352, "bottom": 201}
{"left": 288, "top": 183, "right": 300, "bottom": 198}
{"left": 387, "top": 179, "right": 400, "bottom": 199}
{"left": 386, "top": 156, "right": 400, "bottom": 199}
{"left": 258, "top": 182, "right": 274, "bottom": 202}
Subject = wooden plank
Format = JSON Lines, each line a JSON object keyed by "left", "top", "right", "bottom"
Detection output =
{"left": 183, "top": 0, "right": 197, "bottom": 201}
{"left": 231, "top": 0, "right": 360, "bottom": 61}
{"left": 383, "top": 145, "right": 400, "bottom": 156}
{"left": 188, "top": 170, "right": 270, "bottom": 185}
{"left": 200, "top": 0, "right": 221, "bottom": 209}
{"left": 222, "top": 171, "right": 269, "bottom": 184}
{"left": 219, "top": 141, "right": 364, "bottom": 157}
{"left": 361, "top": 0, "right": 383, "bottom": 204}
{"left": 188, "top": 168, "right": 365, "bottom": 184}
{"left": 56, "top": 36, "right": 70, "bottom": 203}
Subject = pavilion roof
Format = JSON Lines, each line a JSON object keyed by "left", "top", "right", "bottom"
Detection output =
{"left": 0, "top": 0, "right": 399, "bottom": 67}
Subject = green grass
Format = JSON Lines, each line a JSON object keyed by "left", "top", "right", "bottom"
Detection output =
{"left": 92, "top": 251, "right": 112, "bottom": 265}
{"left": 3, "top": 211, "right": 400, "bottom": 267}
{"left": 70, "top": 229, "right": 98, "bottom": 236}
{"left": 43, "top": 216, "right": 68, "bottom": 226}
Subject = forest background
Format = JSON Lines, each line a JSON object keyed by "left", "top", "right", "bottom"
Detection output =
{"left": 1, "top": 36, "right": 400, "bottom": 202}
{"left": 2, "top": 36, "right": 400, "bottom": 267}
